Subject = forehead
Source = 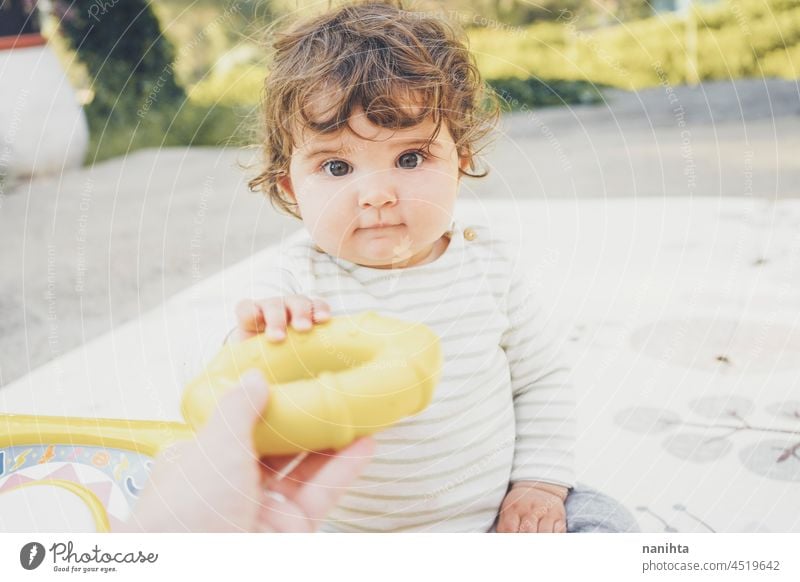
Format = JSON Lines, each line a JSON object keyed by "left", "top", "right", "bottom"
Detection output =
{"left": 292, "top": 87, "right": 449, "bottom": 156}
{"left": 295, "top": 112, "right": 444, "bottom": 155}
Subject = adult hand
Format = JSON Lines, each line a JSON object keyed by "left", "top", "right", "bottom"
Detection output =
{"left": 120, "top": 370, "right": 373, "bottom": 532}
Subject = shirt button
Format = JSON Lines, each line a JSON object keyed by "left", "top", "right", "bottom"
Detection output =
{"left": 463, "top": 227, "right": 477, "bottom": 241}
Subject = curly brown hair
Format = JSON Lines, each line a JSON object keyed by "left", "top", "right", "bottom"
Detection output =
{"left": 248, "top": 0, "right": 500, "bottom": 219}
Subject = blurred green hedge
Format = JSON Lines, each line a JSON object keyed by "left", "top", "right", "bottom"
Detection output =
{"left": 487, "top": 77, "right": 605, "bottom": 110}
{"left": 84, "top": 103, "right": 254, "bottom": 165}
{"left": 471, "top": 0, "right": 800, "bottom": 88}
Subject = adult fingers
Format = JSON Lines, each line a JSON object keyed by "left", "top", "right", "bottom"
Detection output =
{"left": 260, "top": 452, "right": 317, "bottom": 499}
{"left": 554, "top": 519, "right": 568, "bottom": 533}
{"left": 202, "top": 369, "right": 269, "bottom": 450}
{"left": 262, "top": 451, "right": 331, "bottom": 494}
{"left": 292, "top": 437, "right": 375, "bottom": 522}
{"left": 257, "top": 492, "right": 315, "bottom": 533}
{"left": 261, "top": 441, "right": 369, "bottom": 499}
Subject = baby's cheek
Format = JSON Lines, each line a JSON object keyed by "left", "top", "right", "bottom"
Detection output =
{"left": 310, "top": 215, "right": 353, "bottom": 251}
{"left": 415, "top": 206, "right": 453, "bottom": 236}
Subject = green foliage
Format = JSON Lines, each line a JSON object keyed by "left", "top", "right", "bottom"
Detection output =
{"left": 760, "top": 42, "right": 800, "bottom": 77}
{"left": 473, "top": 0, "right": 800, "bottom": 89}
{"left": 52, "top": 0, "right": 259, "bottom": 162}
{"left": 487, "top": 77, "right": 604, "bottom": 109}
{"left": 152, "top": 0, "right": 271, "bottom": 89}
{"left": 54, "top": 0, "right": 185, "bottom": 118}
{"left": 84, "top": 101, "right": 255, "bottom": 163}
{"left": 188, "top": 63, "right": 267, "bottom": 107}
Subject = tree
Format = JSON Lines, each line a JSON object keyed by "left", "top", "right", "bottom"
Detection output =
{"left": 52, "top": 0, "right": 185, "bottom": 119}
{"left": 0, "top": 0, "right": 41, "bottom": 36}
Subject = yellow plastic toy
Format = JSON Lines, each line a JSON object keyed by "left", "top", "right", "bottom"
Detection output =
{"left": 182, "top": 311, "right": 442, "bottom": 455}
{"left": 0, "top": 312, "right": 441, "bottom": 531}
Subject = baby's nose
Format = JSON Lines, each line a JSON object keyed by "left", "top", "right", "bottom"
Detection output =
{"left": 358, "top": 184, "right": 398, "bottom": 209}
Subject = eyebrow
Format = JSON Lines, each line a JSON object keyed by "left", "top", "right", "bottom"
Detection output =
{"left": 300, "top": 138, "right": 439, "bottom": 160}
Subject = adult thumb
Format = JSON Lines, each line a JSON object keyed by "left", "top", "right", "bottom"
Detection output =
{"left": 203, "top": 369, "right": 269, "bottom": 448}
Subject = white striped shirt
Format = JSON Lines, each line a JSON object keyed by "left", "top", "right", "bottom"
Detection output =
{"left": 250, "top": 219, "right": 576, "bottom": 532}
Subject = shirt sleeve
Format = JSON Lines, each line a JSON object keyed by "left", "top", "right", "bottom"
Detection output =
{"left": 500, "top": 254, "right": 577, "bottom": 489}
{"left": 245, "top": 257, "right": 303, "bottom": 300}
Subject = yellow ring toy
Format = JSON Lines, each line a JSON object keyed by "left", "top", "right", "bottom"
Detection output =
{"left": 181, "top": 311, "right": 442, "bottom": 455}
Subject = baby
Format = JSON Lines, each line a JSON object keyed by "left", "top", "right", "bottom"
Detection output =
{"left": 235, "top": 0, "right": 576, "bottom": 533}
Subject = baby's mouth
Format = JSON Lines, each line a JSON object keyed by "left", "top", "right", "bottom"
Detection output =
{"left": 360, "top": 223, "right": 403, "bottom": 231}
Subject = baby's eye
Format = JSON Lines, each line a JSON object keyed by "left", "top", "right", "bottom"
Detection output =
{"left": 322, "top": 159, "right": 352, "bottom": 177}
{"left": 397, "top": 151, "right": 426, "bottom": 169}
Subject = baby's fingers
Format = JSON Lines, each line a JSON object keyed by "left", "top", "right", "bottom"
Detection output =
{"left": 537, "top": 516, "right": 557, "bottom": 533}
{"left": 310, "top": 298, "right": 331, "bottom": 323}
{"left": 283, "top": 296, "right": 314, "bottom": 331}
{"left": 257, "top": 299, "right": 289, "bottom": 341}
{"left": 284, "top": 296, "right": 331, "bottom": 331}
{"left": 519, "top": 516, "right": 540, "bottom": 533}
{"left": 235, "top": 300, "right": 266, "bottom": 333}
{"left": 496, "top": 509, "right": 521, "bottom": 533}
{"left": 240, "top": 296, "right": 331, "bottom": 343}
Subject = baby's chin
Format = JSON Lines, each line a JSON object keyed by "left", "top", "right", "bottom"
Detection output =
{"left": 337, "top": 241, "right": 418, "bottom": 269}
{"left": 348, "top": 247, "right": 406, "bottom": 269}
{"left": 309, "top": 239, "right": 393, "bottom": 268}
{"left": 316, "top": 225, "right": 444, "bottom": 268}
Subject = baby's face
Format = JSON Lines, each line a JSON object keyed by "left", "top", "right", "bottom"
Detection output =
{"left": 278, "top": 106, "right": 468, "bottom": 268}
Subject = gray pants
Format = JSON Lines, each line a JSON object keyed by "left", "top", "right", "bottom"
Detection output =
{"left": 565, "top": 483, "right": 640, "bottom": 533}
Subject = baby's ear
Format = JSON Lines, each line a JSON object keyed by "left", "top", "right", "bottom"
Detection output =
{"left": 458, "top": 155, "right": 471, "bottom": 176}
{"left": 277, "top": 174, "right": 296, "bottom": 201}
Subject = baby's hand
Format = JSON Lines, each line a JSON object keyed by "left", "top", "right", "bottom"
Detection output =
{"left": 232, "top": 296, "right": 331, "bottom": 343}
{"left": 497, "top": 481, "right": 568, "bottom": 533}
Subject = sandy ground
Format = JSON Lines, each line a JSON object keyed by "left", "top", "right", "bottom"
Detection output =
{"left": 1, "top": 79, "right": 799, "bottom": 387}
